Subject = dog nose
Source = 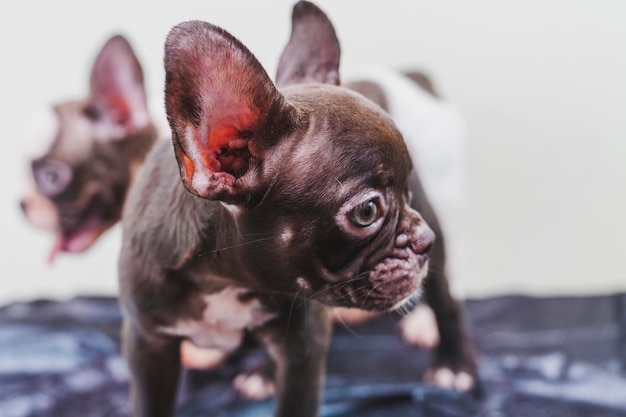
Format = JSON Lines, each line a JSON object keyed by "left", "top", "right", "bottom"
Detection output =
{"left": 19, "top": 200, "right": 27, "bottom": 213}
{"left": 413, "top": 227, "right": 435, "bottom": 256}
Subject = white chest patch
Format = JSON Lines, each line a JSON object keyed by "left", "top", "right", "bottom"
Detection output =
{"left": 158, "top": 287, "right": 276, "bottom": 351}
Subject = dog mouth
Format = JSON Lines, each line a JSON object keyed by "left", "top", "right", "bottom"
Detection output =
{"left": 359, "top": 250, "right": 429, "bottom": 311}
{"left": 314, "top": 248, "right": 430, "bottom": 312}
{"left": 48, "top": 209, "right": 114, "bottom": 263}
{"left": 312, "top": 213, "right": 435, "bottom": 311}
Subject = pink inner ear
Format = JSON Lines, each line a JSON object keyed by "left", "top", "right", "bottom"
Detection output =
{"left": 164, "top": 20, "right": 288, "bottom": 198}
{"left": 209, "top": 125, "right": 240, "bottom": 153}
{"left": 179, "top": 105, "right": 259, "bottom": 194}
{"left": 204, "top": 105, "right": 259, "bottom": 170}
{"left": 106, "top": 94, "right": 130, "bottom": 125}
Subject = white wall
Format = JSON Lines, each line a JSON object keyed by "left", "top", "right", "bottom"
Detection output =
{"left": 0, "top": 0, "right": 624, "bottom": 304}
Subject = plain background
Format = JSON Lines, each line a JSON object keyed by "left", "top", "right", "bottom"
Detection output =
{"left": 0, "top": 0, "right": 624, "bottom": 304}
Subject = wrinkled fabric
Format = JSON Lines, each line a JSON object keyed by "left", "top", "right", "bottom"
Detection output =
{"left": 1, "top": 294, "right": 625, "bottom": 417}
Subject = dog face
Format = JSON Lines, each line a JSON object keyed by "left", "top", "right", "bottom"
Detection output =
{"left": 20, "top": 35, "right": 156, "bottom": 261}
{"left": 164, "top": 9, "right": 434, "bottom": 311}
{"left": 234, "top": 85, "right": 436, "bottom": 311}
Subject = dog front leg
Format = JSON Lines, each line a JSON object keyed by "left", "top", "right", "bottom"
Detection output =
{"left": 122, "top": 319, "right": 182, "bottom": 417}
{"left": 256, "top": 300, "right": 332, "bottom": 417}
{"left": 422, "top": 265, "right": 479, "bottom": 392}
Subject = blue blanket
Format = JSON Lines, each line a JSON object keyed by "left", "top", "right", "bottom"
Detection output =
{"left": 1, "top": 294, "right": 625, "bottom": 417}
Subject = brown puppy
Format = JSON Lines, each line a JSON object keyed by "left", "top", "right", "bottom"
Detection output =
{"left": 119, "top": 2, "right": 476, "bottom": 416}
{"left": 19, "top": 35, "right": 158, "bottom": 262}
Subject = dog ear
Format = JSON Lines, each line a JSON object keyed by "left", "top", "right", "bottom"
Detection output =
{"left": 276, "top": 1, "right": 341, "bottom": 87}
{"left": 88, "top": 35, "right": 150, "bottom": 138}
{"left": 164, "top": 21, "right": 293, "bottom": 202}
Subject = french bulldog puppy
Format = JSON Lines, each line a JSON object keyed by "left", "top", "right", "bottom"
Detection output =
{"left": 19, "top": 35, "right": 158, "bottom": 262}
{"left": 119, "top": 2, "right": 476, "bottom": 416}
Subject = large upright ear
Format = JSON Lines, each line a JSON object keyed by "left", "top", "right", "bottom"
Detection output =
{"left": 88, "top": 35, "right": 150, "bottom": 138}
{"left": 276, "top": 1, "right": 341, "bottom": 87}
{"left": 164, "top": 21, "right": 291, "bottom": 202}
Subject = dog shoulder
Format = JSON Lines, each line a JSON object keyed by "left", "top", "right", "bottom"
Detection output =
{"left": 121, "top": 142, "right": 220, "bottom": 271}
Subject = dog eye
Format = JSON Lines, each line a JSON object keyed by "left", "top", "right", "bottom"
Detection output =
{"left": 83, "top": 104, "right": 101, "bottom": 120}
{"left": 33, "top": 159, "right": 73, "bottom": 198}
{"left": 348, "top": 199, "right": 379, "bottom": 227}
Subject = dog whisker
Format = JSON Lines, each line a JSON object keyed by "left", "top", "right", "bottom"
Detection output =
{"left": 359, "top": 281, "right": 384, "bottom": 310}
{"left": 327, "top": 275, "right": 367, "bottom": 298}
{"left": 305, "top": 273, "right": 369, "bottom": 300}
{"left": 255, "top": 170, "right": 280, "bottom": 209}
{"left": 333, "top": 310, "right": 364, "bottom": 338}
{"left": 197, "top": 236, "right": 278, "bottom": 256}
{"left": 285, "top": 290, "right": 301, "bottom": 338}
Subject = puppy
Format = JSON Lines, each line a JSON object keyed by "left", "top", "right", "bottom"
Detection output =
{"left": 19, "top": 35, "right": 158, "bottom": 262}
{"left": 119, "top": 2, "right": 476, "bottom": 416}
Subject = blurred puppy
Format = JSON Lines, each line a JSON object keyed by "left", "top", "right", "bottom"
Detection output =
{"left": 19, "top": 35, "right": 158, "bottom": 262}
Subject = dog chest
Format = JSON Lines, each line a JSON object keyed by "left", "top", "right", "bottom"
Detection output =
{"left": 158, "top": 286, "right": 276, "bottom": 351}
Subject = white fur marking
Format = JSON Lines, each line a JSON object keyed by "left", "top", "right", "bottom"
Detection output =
{"left": 280, "top": 226, "right": 293, "bottom": 244}
{"left": 454, "top": 372, "right": 475, "bottom": 392}
{"left": 233, "top": 372, "right": 276, "bottom": 400}
{"left": 425, "top": 367, "right": 475, "bottom": 392}
{"left": 179, "top": 341, "right": 227, "bottom": 370}
{"left": 296, "top": 277, "right": 311, "bottom": 290}
{"left": 430, "top": 367, "right": 456, "bottom": 388}
{"left": 159, "top": 287, "right": 276, "bottom": 351}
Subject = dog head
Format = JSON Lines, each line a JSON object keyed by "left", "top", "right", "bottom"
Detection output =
{"left": 20, "top": 35, "right": 157, "bottom": 262}
{"left": 164, "top": 1, "right": 434, "bottom": 311}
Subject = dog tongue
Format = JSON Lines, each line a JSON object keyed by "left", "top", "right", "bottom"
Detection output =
{"left": 48, "top": 235, "right": 64, "bottom": 264}
{"left": 47, "top": 223, "right": 106, "bottom": 263}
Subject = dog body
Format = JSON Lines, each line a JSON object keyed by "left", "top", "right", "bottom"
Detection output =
{"left": 119, "top": 3, "right": 475, "bottom": 416}
{"left": 20, "top": 35, "right": 158, "bottom": 262}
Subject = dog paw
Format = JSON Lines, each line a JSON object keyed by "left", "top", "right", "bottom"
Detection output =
{"left": 233, "top": 372, "right": 276, "bottom": 400}
{"left": 398, "top": 303, "right": 440, "bottom": 349}
{"left": 424, "top": 366, "right": 475, "bottom": 392}
{"left": 180, "top": 341, "right": 228, "bottom": 369}
{"left": 424, "top": 342, "right": 480, "bottom": 395}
